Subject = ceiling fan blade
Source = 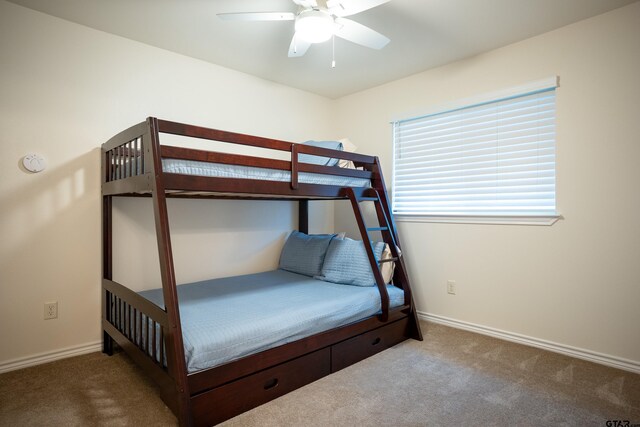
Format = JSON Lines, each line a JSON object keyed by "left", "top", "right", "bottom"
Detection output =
{"left": 288, "top": 34, "right": 312, "bottom": 57}
{"left": 292, "top": 0, "right": 318, "bottom": 7}
{"left": 217, "top": 12, "right": 295, "bottom": 22}
{"left": 327, "top": 0, "right": 390, "bottom": 17}
{"left": 334, "top": 18, "right": 390, "bottom": 49}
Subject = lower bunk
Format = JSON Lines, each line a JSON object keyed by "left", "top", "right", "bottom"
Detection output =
{"left": 103, "top": 270, "right": 419, "bottom": 426}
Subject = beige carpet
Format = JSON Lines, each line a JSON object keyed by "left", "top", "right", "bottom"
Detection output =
{"left": 1, "top": 322, "right": 638, "bottom": 426}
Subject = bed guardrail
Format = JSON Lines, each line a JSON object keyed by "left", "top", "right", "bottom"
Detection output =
{"left": 105, "top": 137, "right": 145, "bottom": 182}
{"left": 156, "top": 119, "right": 377, "bottom": 167}
{"left": 102, "top": 118, "right": 382, "bottom": 198}
{"left": 103, "top": 279, "right": 170, "bottom": 371}
{"left": 155, "top": 119, "right": 380, "bottom": 195}
{"left": 102, "top": 278, "right": 184, "bottom": 415}
{"left": 101, "top": 122, "right": 152, "bottom": 195}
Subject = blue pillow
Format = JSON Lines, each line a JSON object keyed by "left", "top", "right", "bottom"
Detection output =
{"left": 316, "top": 238, "right": 385, "bottom": 286}
{"left": 298, "top": 140, "right": 343, "bottom": 166}
{"left": 279, "top": 231, "right": 337, "bottom": 277}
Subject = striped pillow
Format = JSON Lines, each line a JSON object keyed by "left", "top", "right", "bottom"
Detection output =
{"left": 278, "top": 231, "right": 337, "bottom": 277}
{"left": 316, "top": 238, "right": 385, "bottom": 286}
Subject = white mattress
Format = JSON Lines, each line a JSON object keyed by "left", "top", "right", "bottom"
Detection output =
{"left": 162, "top": 158, "right": 371, "bottom": 188}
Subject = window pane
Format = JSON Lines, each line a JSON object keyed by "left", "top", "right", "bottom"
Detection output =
{"left": 393, "top": 89, "right": 556, "bottom": 217}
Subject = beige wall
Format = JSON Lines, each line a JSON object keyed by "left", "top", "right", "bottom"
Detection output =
{"left": 334, "top": 3, "right": 640, "bottom": 364}
{"left": 2, "top": 0, "right": 639, "bottom": 370}
{"left": 0, "top": 1, "right": 334, "bottom": 364}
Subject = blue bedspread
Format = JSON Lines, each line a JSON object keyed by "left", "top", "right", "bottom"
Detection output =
{"left": 139, "top": 270, "right": 405, "bottom": 373}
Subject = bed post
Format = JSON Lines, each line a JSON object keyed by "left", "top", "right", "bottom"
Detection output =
{"left": 299, "top": 200, "right": 309, "bottom": 234}
{"left": 102, "top": 154, "right": 114, "bottom": 356}
{"left": 147, "top": 117, "right": 193, "bottom": 426}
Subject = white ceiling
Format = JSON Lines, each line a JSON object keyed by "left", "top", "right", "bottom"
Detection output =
{"left": 8, "top": 0, "right": 637, "bottom": 98}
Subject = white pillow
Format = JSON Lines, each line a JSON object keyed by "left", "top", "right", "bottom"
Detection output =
{"left": 338, "top": 138, "right": 357, "bottom": 169}
{"left": 380, "top": 243, "right": 395, "bottom": 283}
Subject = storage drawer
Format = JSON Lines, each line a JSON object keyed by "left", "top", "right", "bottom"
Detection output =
{"left": 331, "top": 316, "right": 409, "bottom": 372}
{"left": 191, "top": 347, "right": 330, "bottom": 426}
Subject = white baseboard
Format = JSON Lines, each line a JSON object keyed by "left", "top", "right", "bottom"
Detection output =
{"left": 0, "top": 341, "right": 102, "bottom": 374}
{"left": 418, "top": 311, "right": 640, "bottom": 375}
{"left": 2, "top": 316, "right": 638, "bottom": 375}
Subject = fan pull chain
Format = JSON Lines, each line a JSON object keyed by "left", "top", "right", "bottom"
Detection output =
{"left": 331, "top": 34, "right": 336, "bottom": 68}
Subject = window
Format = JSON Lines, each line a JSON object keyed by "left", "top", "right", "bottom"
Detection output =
{"left": 392, "top": 78, "right": 559, "bottom": 225}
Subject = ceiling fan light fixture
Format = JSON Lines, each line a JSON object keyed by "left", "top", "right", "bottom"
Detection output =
{"left": 295, "top": 10, "right": 334, "bottom": 43}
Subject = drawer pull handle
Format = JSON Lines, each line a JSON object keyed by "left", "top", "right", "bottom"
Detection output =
{"left": 264, "top": 378, "right": 279, "bottom": 390}
{"left": 372, "top": 337, "right": 381, "bottom": 346}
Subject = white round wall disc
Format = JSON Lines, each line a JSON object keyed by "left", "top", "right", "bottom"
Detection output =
{"left": 23, "top": 153, "right": 46, "bottom": 173}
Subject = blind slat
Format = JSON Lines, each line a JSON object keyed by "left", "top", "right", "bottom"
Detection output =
{"left": 398, "top": 92, "right": 556, "bottom": 130}
{"left": 396, "top": 123, "right": 556, "bottom": 152}
{"left": 395, "top": 155, "right": 556, "bottom": 178}
{"left": 396, "top": 108, "right": 556, "bottom": 141}
{"left": 395, "top": 145, "right": 555, "bottom": 169}
{"left": 395, "top": 134, "right": 555, "bottom": 159}
{"left": 395, "top": 164, "right": 555, "bottom": 183}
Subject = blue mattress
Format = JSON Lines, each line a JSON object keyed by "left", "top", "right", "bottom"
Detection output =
{"left": 162, "top": 158, "right": 371, "bottom": 188}
{"left": 139, "top": 270, "right": 405, "bottom": 373}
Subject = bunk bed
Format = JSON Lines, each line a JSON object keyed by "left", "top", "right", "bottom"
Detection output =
{"left": 102, "top": 117, "right": 423, "bottom": 426}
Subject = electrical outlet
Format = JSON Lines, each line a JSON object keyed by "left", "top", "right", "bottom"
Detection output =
{"left": 447, "top": 280, "right": 456, "bottom": 295}
{"left": 44, "top": 301, "right": 58, "bottom": 320}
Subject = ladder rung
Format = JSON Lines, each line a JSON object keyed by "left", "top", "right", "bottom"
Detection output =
{"left": 367, "top": 226, "right": 388, "bottom": 232}
{"left": 378, "top": 257, "right": 399, "bottom": 264}
{"left": 357, "top": 197, "right": 378, "bottom": 202}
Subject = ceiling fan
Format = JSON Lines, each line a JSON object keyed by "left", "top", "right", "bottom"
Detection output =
{"left": 217, "top": 0, "right": 391, "bottom": 59}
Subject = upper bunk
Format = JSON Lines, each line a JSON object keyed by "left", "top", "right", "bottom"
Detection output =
{"left": 101, "top": 117, "right": 385, "bottom": 200}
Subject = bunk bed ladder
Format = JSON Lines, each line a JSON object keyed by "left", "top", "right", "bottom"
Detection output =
{"left": 345, "top": 187, "right": 410, "bottom": 323}
{"left": 345, "top": 187, "right": 392, "bottom": 322}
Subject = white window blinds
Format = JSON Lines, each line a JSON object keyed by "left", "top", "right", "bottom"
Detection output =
{"left": 392, "top": 85, "right": 557, "bottom": 218}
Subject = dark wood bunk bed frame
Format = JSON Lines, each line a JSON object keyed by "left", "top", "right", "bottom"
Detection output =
{"left": 102, "top": 117, "right": 422, "bottom": 426}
